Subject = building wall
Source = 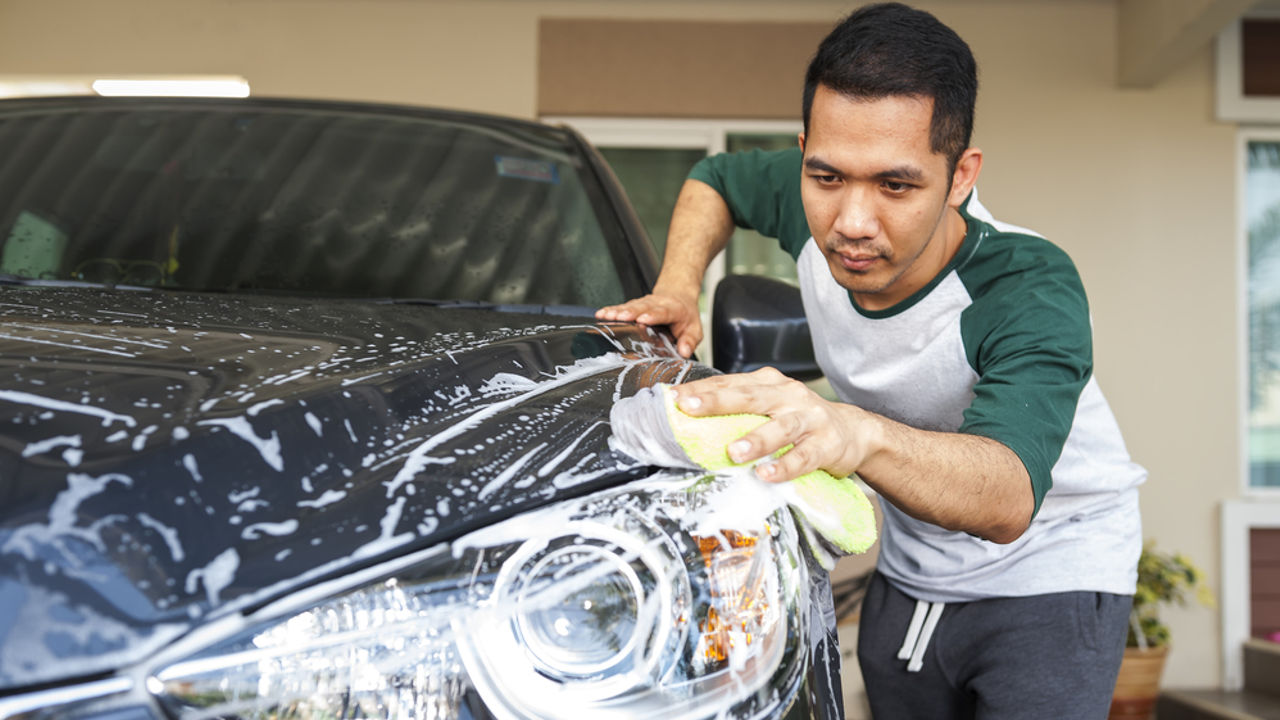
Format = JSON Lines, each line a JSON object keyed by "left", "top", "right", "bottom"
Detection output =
{"left": 0, "top": 0, "right": 1241, "bottom": 687}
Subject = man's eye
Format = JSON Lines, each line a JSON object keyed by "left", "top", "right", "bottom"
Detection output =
{"left": 882, "top": 180, "right": 911, "bottom": 193}
{"left": 811, "top": 174, "right": 840, "bottom": 185}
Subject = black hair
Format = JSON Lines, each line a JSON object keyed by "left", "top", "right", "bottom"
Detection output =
{"left": 802, "top": 2, "right": 977, "bottom": 172}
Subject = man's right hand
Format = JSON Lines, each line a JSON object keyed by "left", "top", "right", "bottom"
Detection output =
{"left": 595, "top": 291, "right": 702, "bottom": 358}
{"left": 596, "top": 178, "right": 735, "bottom": 359}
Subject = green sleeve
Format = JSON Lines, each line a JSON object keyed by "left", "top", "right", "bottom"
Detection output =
{"left": 957, "top": 230, "right": 1093, "bottom": 518}
{"left": 686, "top": 147, "right": 811, "bottom": 259}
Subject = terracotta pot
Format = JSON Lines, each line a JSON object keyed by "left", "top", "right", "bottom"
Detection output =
{"left": 1108, "top": 646, "right": 1169, "bottom": 720}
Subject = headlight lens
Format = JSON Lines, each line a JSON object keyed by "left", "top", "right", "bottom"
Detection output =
{"left": 517, "top": 538, "right": 647, "bottom": 675}
{"left": 494, "top": 519, "right": 687, "bottom": 686}
{"left": 150, "top": 474, "right": 810, "bottom": 720}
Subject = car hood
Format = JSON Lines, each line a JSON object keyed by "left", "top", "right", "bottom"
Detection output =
{"left": 0, "top": 287, "right": 708, "bottom": 690}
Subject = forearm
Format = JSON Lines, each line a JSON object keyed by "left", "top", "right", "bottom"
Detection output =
{"left": 651, "top": 179, "right": 735, "bottom": 301}
{"left": 849, "top": 405, "right": 1034, "bottom": 544}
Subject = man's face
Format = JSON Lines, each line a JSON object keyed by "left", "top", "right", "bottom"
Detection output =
{"left": 799, "top": 85, "right": 966, "bottom": 311}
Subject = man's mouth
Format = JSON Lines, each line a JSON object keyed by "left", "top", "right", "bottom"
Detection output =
{"left": 836, "top": 252, "right": 880, "bottom": 272}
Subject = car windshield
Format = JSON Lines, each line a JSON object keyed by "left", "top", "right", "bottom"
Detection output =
{"left": 0, "top": 99, "right": 646, "bottom": 308}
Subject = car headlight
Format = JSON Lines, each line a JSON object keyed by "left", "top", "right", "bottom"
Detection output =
{"left": 148, "top": 473, "right": 810, "bottom": 720}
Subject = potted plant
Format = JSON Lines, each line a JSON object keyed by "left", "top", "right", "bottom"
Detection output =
{"left": 1109, "top": 541, "right": 1215, "bottom": 720}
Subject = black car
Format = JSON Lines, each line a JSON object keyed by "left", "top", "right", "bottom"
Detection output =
{"left": 0, "top": 96, "right": 841, "bottom": 720}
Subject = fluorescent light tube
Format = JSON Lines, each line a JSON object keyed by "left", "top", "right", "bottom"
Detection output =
{"left": 91, "top": 76, "right": 250, "bottom": 98}
{"left": 0, "top": 79, "right": 94, "bottom": 98}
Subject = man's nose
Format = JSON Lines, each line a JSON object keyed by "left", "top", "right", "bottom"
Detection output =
{"left": 832, "top": 187, "right": 878, "bottom": 240}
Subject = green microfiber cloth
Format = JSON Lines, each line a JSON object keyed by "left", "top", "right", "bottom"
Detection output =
{"left": 609, "top": 384, "right": 877, "bottom": 563}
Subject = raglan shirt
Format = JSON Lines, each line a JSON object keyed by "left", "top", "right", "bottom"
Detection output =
{"left": 690, "top": 148, "right": 1144, "bottom": 602}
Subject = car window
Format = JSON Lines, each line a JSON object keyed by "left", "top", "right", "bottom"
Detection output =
{"left": 0, "top": 102, "right": 640, "bottom": 308}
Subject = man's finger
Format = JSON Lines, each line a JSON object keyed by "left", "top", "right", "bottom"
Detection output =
{"left": 753, "top": 445, "right": 812, "bottom": 483}
{"left": 674, "top": 372, "right": 786, "bottom": 417}
{"left": 670, "top": 321, "right": 702, "bottom": 358}
{"left": 594, "top": 303, "right": 635, "bottom": 321}
{"left": 728, "top": 412, "right": 804, "bottom": 463}
{"left": 597, "top": 298, "right": 665, "bottom": 324}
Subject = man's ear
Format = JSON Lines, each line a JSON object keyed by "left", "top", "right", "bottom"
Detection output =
{"left": 798, "top": 132, "right": 806, "bottom": 152}
{"left": 948, "top": 147, "right": 983, "bottom": 208}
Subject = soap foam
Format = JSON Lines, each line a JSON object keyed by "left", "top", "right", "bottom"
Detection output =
{"left": 608, "top": 385, "right": 697, "bottom": 470}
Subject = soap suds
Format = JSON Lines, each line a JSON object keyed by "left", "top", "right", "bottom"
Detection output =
{"left": 197, "top": 417, "right": 283, "bottom": 472}
{"left": 184, "top": 548, "right": 240, "bottom": 605}
{"left": 607, "top": 385, "right": 698, "bottom": 470}
{"left": 0, "top": 390, "right": 137, "bottom": 428}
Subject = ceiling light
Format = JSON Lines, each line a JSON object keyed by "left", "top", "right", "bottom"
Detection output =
{"left": 91, "top": 76, "right": 250, "bottom": 98}
{"left": 0, "top": 78, "right": 94, "bottom": 98}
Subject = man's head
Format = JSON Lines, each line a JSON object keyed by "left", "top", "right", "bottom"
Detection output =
{"left": 802, "top": 2, "right": 977, "bottom": 174}
{"left": 796, "top": 4, "right": 983, "bottom": 311}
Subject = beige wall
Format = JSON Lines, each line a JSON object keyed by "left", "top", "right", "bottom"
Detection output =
{"left": 957, "top": 1, "right": 1235, "bottom": 689}
{"left": 0, "top": 0, "right": 1242, "bottom": 688}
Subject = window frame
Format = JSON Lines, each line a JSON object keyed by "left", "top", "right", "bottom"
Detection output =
{"left": 1216, "top": 14, "right": 1280, "bottom": 123}
{"left": 1238, "top": 126, "right": 1280, "bottom": 499}
{"left": 1229, "top": 126, "right": 1280, "bottom": 689}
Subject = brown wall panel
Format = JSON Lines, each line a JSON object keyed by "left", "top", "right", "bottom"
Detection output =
{"left": 1251, "top": 528, "right": 1280, "bottom": 561}
{"left": 1242, "top": 19, "right": 1280, "bottom": 98}
{"left": 1252, "top": 529, "right": 1280, "bottom": 639}
{"left": 1255, "top": 570, "right": 1280, "bottom": 596}
{"left": 538, "top": 19, "right": 832, "bottom": 119}
{"left": 1251, "top": 601, "right": 1280, "bottom": 637}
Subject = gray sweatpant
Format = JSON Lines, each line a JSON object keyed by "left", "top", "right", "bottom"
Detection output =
{"left": 856, "top": 571, "right": 1131, "bottom": 719}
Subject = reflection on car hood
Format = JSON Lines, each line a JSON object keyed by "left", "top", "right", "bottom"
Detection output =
{"left": 0, "top": 287, "right": 708, "bottom": 690}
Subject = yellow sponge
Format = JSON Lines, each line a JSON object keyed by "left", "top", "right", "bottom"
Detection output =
{"left": 657, "top": 385, "right": 877, "bottom": 556}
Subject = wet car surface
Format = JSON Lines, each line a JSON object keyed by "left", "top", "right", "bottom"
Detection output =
{"left": 0, "top": 97, "right": 841, "bottom": 719}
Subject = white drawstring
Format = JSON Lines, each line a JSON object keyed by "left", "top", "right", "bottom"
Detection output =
{"left": 897, "top": 599, "right": 946, "bottom": 672}
{"left": 897, "top": 600, "right": 929, "bottom": 660}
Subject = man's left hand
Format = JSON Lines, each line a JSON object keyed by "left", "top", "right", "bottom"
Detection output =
{"left": 671, "top": 367, "right": 874, "bottom": 483}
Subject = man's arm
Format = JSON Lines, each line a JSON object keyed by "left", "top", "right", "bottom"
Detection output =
{"left": 674, "top": 368, "right": 1034, "bottom": 544}
{"left": 595, "top": 178, "right": 733, "bottom": 358}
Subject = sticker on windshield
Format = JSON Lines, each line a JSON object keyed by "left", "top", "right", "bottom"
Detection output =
{"left": 494, "top": 156, "right": 559, "bottom": 184}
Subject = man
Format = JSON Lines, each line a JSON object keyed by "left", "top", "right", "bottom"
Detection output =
{"left": 597, "top": 4, "right": 1145, "bottom": 718}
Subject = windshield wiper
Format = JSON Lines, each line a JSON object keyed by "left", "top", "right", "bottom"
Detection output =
{"left": 379, "top": 297, "right": 598, "bottom": 318}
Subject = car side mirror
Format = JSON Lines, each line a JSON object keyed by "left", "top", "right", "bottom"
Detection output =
{"left": 711, "top": 274, "right": 823, "bottom": 382}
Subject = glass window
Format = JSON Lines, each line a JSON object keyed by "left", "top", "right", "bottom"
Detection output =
{"left": 1247, "top": 138, "right": 1280, "bottom": 489}
{"left": 598, "top": 147, "right": 705, "bottom": 258}
{"left": 725, "top": 133, "right": 801, "bottom": 284}
{"left": 0, "top": 101, "right": 644, "bottom": 308}
{"left": 592, "top": 129, "right": 802, "bottom": 285}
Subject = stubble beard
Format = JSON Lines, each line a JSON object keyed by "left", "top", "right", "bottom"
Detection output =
{"left": 825, "top": 212, "right": 949, "bottom": 303}
{"left": 823, "top": 237, "right": 899, "bottom": 297}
